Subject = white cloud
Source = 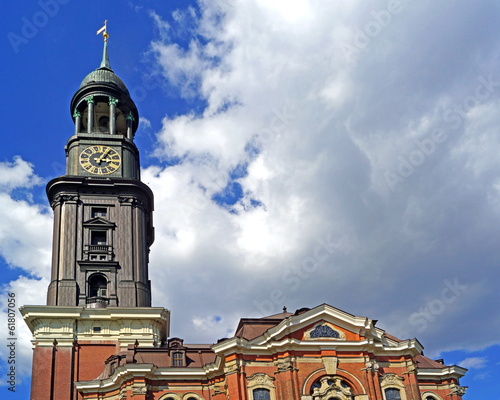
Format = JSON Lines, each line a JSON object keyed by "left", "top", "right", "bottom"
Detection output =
{"left": 139, "top": 116, "right": 152, "bottom": 129}
{"left": 6, "top": 2, "right": 500, "bottom": 381}
{"left": 0, "top": 157, "right": 42, "bottom": 193}
{"left": 0, "top": 158, "right": 52, "bottom": 277}
{"left": 458, "top": 357, "right": 487, "bottom": 370}
{"left": 144, "top": 0, "right": 500, "bottom": 353}
{"left": 0, "top": 158, "right": 52, "bottom": 382}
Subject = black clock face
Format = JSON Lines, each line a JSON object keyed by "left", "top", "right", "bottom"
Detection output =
{"left": 79, "top": 145, "right": 121, "bottom": 175}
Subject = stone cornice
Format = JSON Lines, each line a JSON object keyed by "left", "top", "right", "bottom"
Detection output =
{"left": 20, "top": 305, "right": 170, "bottom": 345}
{"left": 255, "top": 304, "right": 378, "bottom": 345}
{"left": 74, "top": 358, "right": 223, "bottom": 394}
{"left": 213, "top": 304, "right": 423, "bottom": 358}
{"left": 212, "top": 335, "right": 423, "bottom": 358}
{"left": 416, "top": 365, "right": 468, "bottom": 380}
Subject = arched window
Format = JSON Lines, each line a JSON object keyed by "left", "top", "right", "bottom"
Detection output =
{"left": 310, "top": 375, "right": 353, "bottom": 400}
{"left": 384, "top": 388, "right": 401, "bottom": 400}
{"left": 253, "top": 388, "right": 270, "bottom": 400}
{"left": 99, "top": 115, "right": 110, "bottom": 132}
{"left": 89, "top": 274, "right": 107, "bottom": 298}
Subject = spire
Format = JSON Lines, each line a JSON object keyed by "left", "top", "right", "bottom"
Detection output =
{"left": 100, "top": 39, "right": 111, "bottom": 70}
{"left": 97, "top": 20, "right": 111, "bottom": 70}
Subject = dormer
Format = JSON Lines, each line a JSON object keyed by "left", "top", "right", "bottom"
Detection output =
{"left": 167, "top": 337, "right": 186, "bottom": 367}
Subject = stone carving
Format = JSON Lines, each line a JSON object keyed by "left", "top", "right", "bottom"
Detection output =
{"left": 51, "top": 194, "right": 79, "bottom": 208}
{"left": 118, "top": 196, "right": 145, "bottom": 209}
{"left": 247, "top": 372, "right": 275, "bottom": 387}
{"left": 304, "top": 322, "right": 346, "bottom": 340}
{"left": 131, "top": 384, "right": 147, "bottom": 395}
{"left": 276, "top": 360, "right": 294, "bottom": 372}
{"left": 224, "top": 362, "right": 240, "bottom": 375}
{"left": 311, "top": 376, "right": 352, "bottom": 400}
{"left": 213, "top": 384, "right": 226, "bottom": 395}
{"left": 380, "top": 373, "right": 404, "bottom": 386}
{"left": 449, "top": 384, "right": 468, "bottom": 396}
{"left": 310, "top": 324, "right": 340, "bottom": 338}
{"left": 363, "top": 360, "right": 380, "bottom": 373}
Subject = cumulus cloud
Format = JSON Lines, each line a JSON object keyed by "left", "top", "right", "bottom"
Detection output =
{"left": 0, "top": 158, "right": 52, "bottom": 277}
{"left": 143, "top": 0, "right": 500, "bottom": 353}
{"left": 0, "top": 157, "right": 42, "bottom": 193}
{"left": 0, "top": 158, "right": 52, "bottom": 381}
{"left": 458, "top": 357, "right": 487, "bottom": 370}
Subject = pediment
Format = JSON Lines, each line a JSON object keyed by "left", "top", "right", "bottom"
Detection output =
{"left": 251, "top": 304, "right": 381, "bottom": 345}
{"left": 213, "top": 304, "right": 422, "bottom": 358}
{"left": 83, "top": 217, "right": 115, "bottom": 228}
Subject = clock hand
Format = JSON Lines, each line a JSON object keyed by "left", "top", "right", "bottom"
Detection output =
{"left": 96, "top": 148, "right": 111, "bottom": 163}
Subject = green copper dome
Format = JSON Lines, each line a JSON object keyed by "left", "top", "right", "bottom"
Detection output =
{"left": 79, "top": 39, "right": 129, "bottom": 94}
{"left": 79, "top": 67, "right": 129, "bottom": 94}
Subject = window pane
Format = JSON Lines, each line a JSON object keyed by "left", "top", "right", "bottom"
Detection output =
{"left": 385, "top": 388, "right": 401, "bottom": 400}
{"left": 89, "top": 275, "right": 107, "bottom": 297}
{"left": 172, "top": 352, "right": 184, "bottom": 366}
{"left": 91, "top": 231, "right": 107, "bottom": 245}
{"left": 92, "top": 207, "right": 107, "bottom": 218}
{"left": 253, "top": 388, "right": 270, "bottom": 400}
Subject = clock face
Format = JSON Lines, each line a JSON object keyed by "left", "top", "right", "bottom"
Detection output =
{"left": 79, "top": 145, "right": 121, "bottom": 175}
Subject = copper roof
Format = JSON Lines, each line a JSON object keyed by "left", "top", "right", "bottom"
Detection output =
{"left": 414, "top": 354, "right": 447, "bottom": 369}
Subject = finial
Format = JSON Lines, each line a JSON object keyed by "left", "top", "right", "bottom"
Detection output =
{"left": 96, "top": 20, "right": 111, "bottom": 69}
{"left": 283, "top": 306, "right": 287, "bottom": 313}
{"left": 97, "top": 20, "right": 108, "bottom": 41}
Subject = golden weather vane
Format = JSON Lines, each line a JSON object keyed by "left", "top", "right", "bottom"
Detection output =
{"left": 96, "top": 20, "right": 109, "bottom": 42}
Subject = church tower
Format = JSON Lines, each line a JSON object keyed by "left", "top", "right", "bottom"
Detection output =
{"left": 21, "top": 29, "right": 169, "bottom": 400}
{"left": 46, "top": 32, "right": 152, "bottom": 308}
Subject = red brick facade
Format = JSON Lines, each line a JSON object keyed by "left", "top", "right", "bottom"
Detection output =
{"left": 63, "top": 304, "right": 467, "bottom": 400}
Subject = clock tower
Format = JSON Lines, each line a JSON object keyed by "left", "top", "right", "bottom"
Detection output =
{"left": 47, "top": 35, "right": 152, "bottom": 308}
{"left": 21, "top": 31, "right": 169, "bottom": 400}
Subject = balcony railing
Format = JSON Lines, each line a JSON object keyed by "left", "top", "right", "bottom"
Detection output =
{"left": 84, "top": 244, "right": 114, "bottom": 261}
{"left": 86, "top": 296, "right": 109, "bottom": 308}
{"left": 87, "top": 244, "right": 111, "bottom": 252}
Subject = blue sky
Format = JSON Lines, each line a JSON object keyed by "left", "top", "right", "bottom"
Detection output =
{"left": 1, "top": 1, "right": 499, "bottom": 398}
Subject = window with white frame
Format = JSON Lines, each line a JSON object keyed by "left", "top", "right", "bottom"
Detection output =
{"left": 385, "top": 388, "right": 401, "bottom": 400}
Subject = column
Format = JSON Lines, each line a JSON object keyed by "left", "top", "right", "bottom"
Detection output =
{"left": 85, "top": 95, "right": 94, "bottom": 133}
{"left": 53, "top": 342, "right": 75, "bottom": 400}
{"left": 73, "top": 109, "right": 82, "bottom": 135}
{"left": 126, "top": 112, "right": 135, "bottom": 139}
{"left": 30, "top": 344, "right": 55, "bottom": 400}
{"left": 109, "top": 96, "right": 118, "bottom": 134}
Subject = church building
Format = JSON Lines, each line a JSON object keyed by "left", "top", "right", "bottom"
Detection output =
{"left": 21, "top": 32, "right": 468, "bottom": 400}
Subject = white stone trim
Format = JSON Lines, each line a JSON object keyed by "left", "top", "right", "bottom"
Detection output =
{"left": 20, "top": 305, "right": 169, "bottom": 349}
{"left": 380, "top": 373, "right": 407, "bottom": 400}
{"left": 416, "top": 366, "right": 467, "bottom": 381}
{"left": 181, "top": 393, "right": 205, "bottom": 400}
{"left": 421, "top": 391, "right": 443, "bottom": 400}
{"left": 247, "top": 373, "right": 276, "bottom": 400}
{"left": 158, "top": 394, "right": 182, "bottom": 400}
